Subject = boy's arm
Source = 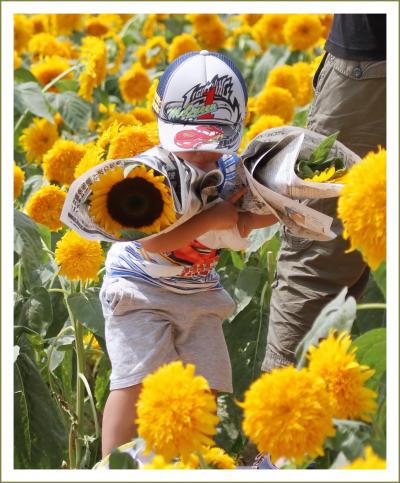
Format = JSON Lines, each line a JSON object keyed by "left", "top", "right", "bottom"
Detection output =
{"left": 140, "top": 200, "right": 239, "bottom": 253}
{"left": 237, "top": 212, "right": 279, "bottom": 238}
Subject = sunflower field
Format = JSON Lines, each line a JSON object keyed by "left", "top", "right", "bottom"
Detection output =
{"left": 13, "top": 13, "right": 387, "bottom": 471}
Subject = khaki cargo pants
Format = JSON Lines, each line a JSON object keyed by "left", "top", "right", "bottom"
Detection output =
{"left": 262, "top": 53, "right": 386, "bottom": 371}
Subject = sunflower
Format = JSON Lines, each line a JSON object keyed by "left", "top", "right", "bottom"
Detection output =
{"left": 253, "top": 14, "right": 289, "bottom": 47}
{"left": 74, "top": 143, "right": 104, "bottom": 179}
{"left": 237, "top": 13, "right": 263, "bottom": 26}
{"left": 304, "top": 165, "right": 337, "bottom": 183}
{"left": 266, "top": 64, "right": 299, "bottom": 101}
{"left": 19, "top": 118, "right": 59, "bottom": 163}
{"left": 119, "top": 63, "right": 151, "bottom": 104}
{"left": 97, "top": 111, "right": 139, "bottom": 132}
{"left": 106, "top": 34, "right": 125, "bottom": 74}
{"left": 42, "top": 139, "right": 87, "bottom": 186}
{"left": 244, "top": 115, "right": 284, "bottom": 146}
{"left": 342, "top": 446, "right": 386, "bottom": 469}
{"left": 131, "top": 107, "right": 156, "bottom": 124}
{"left": 337, "top": 147, "right": 386, "bottom": 269}
{"left": 146, "top": 78, "right": 159, "bottom": 110}
{"left": 55, "top": 230, "right": 104, "bottom": 281}
{"left": 292, "top": 61, "right": 314, "bottom": 106}
{"left": 97, "top": 121, "right": 123, "bottom": 153}
{"left": 14, "top": 163, "right": 25, "bottom": 200}
{"left": 78, "top": 36, "right": 107, "bottom": 101}
{"left": 89, "top": 164, "right": 176, "bottom": 236}
{"left": 307, "top": 331, "right": 377, "bottom": 421}
{"left": 83, "top": 331, "right": 101, "bottom": 350}
{"left": 136, "top": 36, "right": 168, "bottom": 69}
{"left": 141, "top": 122, "right": 160, "bottom": 146}
{"left": 244, "top": 96, "right": 257, "bottom": 127}
{"left": 28, "top": 33, "right": 71, "bottom": 60}
{"left": 31, "top": 56, "right": 72, "bottom": 88}
{"left": 137, "top": 361, "right": 219, "bottom": 462}
{"left": 14, "top": 50, "right": 22, "bottom": 69}
{"left": 188, "top": 14, "right": 226, "bottom": 51}
{"left": 50, "top": 14, "right": 83, "bottom": 36}
{"left": 255, "top": 86, "right": 295, "bottom": 123}
{"left": 85, "top": 14, "right": 122, "bottom": 37}
{"left": 318, "top": 14, "right": 334, "bottom": 39}
{"left": 31, "top": 14, "right": 51, "bottom": 34}
{"left": 182, "top": 447, "right": 236, "bottom": 469}
{"left": 108, "top": 125, "right": 157, "bottom": 160}
{"left": 25, "top": 185, "right": 66, "bottom": 231}
{"left": 14, "top": 14, "right": 33, "bottom": 53}
{"left": 240, "top": 366, "right": 335, "bottom": 464}
{"left": 168, "top": 33, "right": 200, "bottom": 63}
{"left": 142, "top": 14, "right": 158, "bottom": 38}
{"left": 283, "top": 14, "right": 323, "bottom": 51}
{"left": 142, "top": 455, "right": 177, "bottom": 469}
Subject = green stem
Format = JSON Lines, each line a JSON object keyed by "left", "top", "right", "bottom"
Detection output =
{"left": 252, "top": 280, "right": 269, "bottom": 381}
{"left": 68, "top": 425, "right": 76, "bottom": 469}
{"left": 41, "top": 64, "right": 80, "bottom": 94}
{"left": 357, "top": 303, "right": 386, "bottom": 310}
{"left": 78, "top": 372, "right": 100, "bottom": 439}
{"left": 14, "top": 109, "right": 29, "bottom": 135}
{"left": 48, "top": 288, "right": 71, "bottom": 296}
{"left": 17, "top": 261, "right": 23, "bottom": 294}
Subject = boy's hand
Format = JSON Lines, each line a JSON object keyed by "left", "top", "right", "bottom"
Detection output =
{"left": 205, "top": 200, "right": 239, "bottom": 231}
{"left": 237, "top": 212, "right": 279, "bottom": 238}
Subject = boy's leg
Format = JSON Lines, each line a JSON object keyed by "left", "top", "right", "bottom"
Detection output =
{"left": 262, "top": 53, "right": 386, "bottom": 372}
{"left": 102, "top": 384, "right": 142, "bottom": 458}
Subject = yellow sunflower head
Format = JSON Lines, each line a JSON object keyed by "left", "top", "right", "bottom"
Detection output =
{"left": 42, "top": 139, "right": 87, "bottom": 186}
{"left": 31, "top": 14, "right": 51, "bottom": 34}
{"left": 14, "top": 163, "right": 25, "bottom": 200}
{"left": 337, "top": 146, "right": 386, "bottom": 269}
{"left": 74, "top": 143, "right": 103, "bottom": 179}
{"left": 142, "top": 455, "right": 176, "bottom": 469}
{"left": 25, "top": 185, "right": 66, "bottom": 231}
{"left": 292, "top": 61, "right": 314, "bottom": 106}
{"left": 240, "top": 365, "right": 336, "bottom": 464}
{"left": 85, "top": 14, "right": 122, "bottom": 37}
{"left": 28, "top": 33, "right": 70, "bottom": 60}
{"left": 14, "top": 50, "right": 22, "bottom": 69}
{"left": 146, "top": 78, "right": 159, "bottom": 110}
{"left": 136, "top": 36, "right": 168, "bottom": 69}
{"left": 78, "top": 36, "right": 107, "bottom": 101}
{"left": 89, "top": 164, "right": 176, "bottom": 237}
{"left": 255, "top": 86, "right": 295, "bottom": 123}
{"left": 50, "top": 14, "right": 83, "bottom": 36}
{"left": 253, "top": 14, "right": 289, "bottom": 47}
{"left": 106, "top": 34, "right": 126, "bottom": 75}
{"left": 168, "top": 33, "right": 200, "bottom": 63}
{"left": 318, "top": 14, "right": 334, "bottom": 39}
{"left": 14, "top": 14, "right": 34, "bottom": 53}
{"left": 266, "top": 64, "right": 299, "bottom": 101}
{"left": 342, "top": 446, "right": 386, "bottom": 469}
{"left": 136, "top": 361, "right": 219, "bottom": 462}
{"left": 107, "top": 125, "right": 157, "bottom": 160}
{"left": 19, "top": 117, "right": 59, "bottom": 163}
{"left": 307, "top": 330, "right": 377, "bottom": 421}
{"left": 237, "top": 13, "right": 263, "bottom": 26}
{"left": 119, "top": 62, "right": 151, "bottom": 104}
{"left": 283, "top": 14, "right": 323, "bottom": 51}
{"left": 31, "top": 55, "right": 72, "bottom": 89}
{"left": 181, "top": 446, "right": 236, "bottom": 469}
{"left": 130, "top": 107, "right": 156, "bottom": 125}
{"left": 55, "top": 230, "right": 105, "bottom": 281}
{"left": 192, "top": 14, "right": 226, "bottom": 51}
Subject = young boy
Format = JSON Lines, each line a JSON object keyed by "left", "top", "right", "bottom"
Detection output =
{"left": 100, "top": 51, "right": 277, "bottom": 457}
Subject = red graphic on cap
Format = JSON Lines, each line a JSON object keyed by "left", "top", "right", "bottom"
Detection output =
{"left": 174, "top": 125, "right": 224, "bottom": 149}
{"left": 197, "top": 86, "right": 216, "bottom": 120}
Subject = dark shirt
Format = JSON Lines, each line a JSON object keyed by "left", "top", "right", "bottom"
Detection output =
{"left": 325, "top": 14, "right": 386, "bottom": 60}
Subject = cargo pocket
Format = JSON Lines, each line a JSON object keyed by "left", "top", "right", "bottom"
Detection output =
{"left": 281, "top": 226, "right": 314, "bottom": 251}
{"left": 100, "top": 277, "right": 136, "bottom": 316}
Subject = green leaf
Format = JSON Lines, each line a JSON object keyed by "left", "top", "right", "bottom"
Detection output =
{"left": 54, "top": 91, "right": 92, "bottom": 131}
{"left": 293, "top": 108, "right": 310, "bottom": 127}
{"left": 54, "top": 79, "right": 79, "bottom": 93}
{"left": 230, "top": 251, "right": 245, "bottom": 270}
{"left": 353, "top": 274, "right": 386, "bottom": 336}
{"left": 246, "top": 225, "right": 279, "bottom": 254}
{"left": 308, "top": 131, "right": 339, "bottom": 166}
{"left": 16, "top": 287, "right": 53, "bottom": 336}
{"left": 109, "top": 449, "right": 139, "bottom": 469}
{"left": 95, "top": 356, "right": 111, "bottom": 412}
{"left": 67, "top": 288, "right": 105, "bottom": 339}
{"left": 352, "top": 328, "right": 386, "bottom": 389}
{"left": 372, "top": 262, "right": 386, "bottom": 298}
{"left": 14, "top": 82, "right": 54, "bottom": 122}
{"left": 249, "top": 45, "right": 291, "bottom": 95}
{"left": 295, "top": 288, "right": 357, "bottom": 368}
{"left": 14, "top": 68, "right": 40, "bottom": 84}
{"left": 14, "top": 352, "right": 67, "bottom": 468}
{"left": 232, "top": 266, "right": 262, "bottom": 316}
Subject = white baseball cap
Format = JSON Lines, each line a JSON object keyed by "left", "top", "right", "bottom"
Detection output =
{"left": 153, "top": 50, "right": 248, "bottom": 153}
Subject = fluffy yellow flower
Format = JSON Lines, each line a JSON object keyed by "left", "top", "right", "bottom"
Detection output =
{"left": 318, "top": 14, "right": 334, "bottom": 39}
{"left": 83, "top": 331, "right": 101, "bottom": 350}
{"left": 74, "top": 143, "right": 103, "bottom": 179}
{"left": 244, "top": 96, "right": 257, "bottom": 127}
{"left": 255, "top": 86, "right": 295, "bottom": 123}
{"left": 55, "top": 230, "right": 104, "bottom": 281}
{"left": 136, "top": 36, "right": 168, "bottom": 69}
{"left": 307, "top": 331, "right": 377, "bottom": 421}
{"left": 240, "top": 366, "right": 335, "bottom": 464}
{"left": 14, "top": 14, "right": 33, "bottom": 52}
{"left": 337, "top": 147, "right": 386, "bottom": 269}
{"left": 19, "top": 118, "right": 59, "bottom": 163}
{"left": 142, "top": 121, "right": 160, "bottom": 146}
{"left": 142, "top": 14, "right": 157, "bottom": 38}
{"left": 31, "top": 14, "right": 51, "bottom": 34}
{"left": 25, "top": 185, "right": 66, "bottom": 231}
{"left": 343, "top": 446, "right": 386, "bottom": 469}
{"left": 42, "top": 139, "right": 87, "bottom": 186}
{"left": 188, "top": 14, "right": 226, "bottom": 50}
{"left": 245, "top": 115, "right": 284, "bottom": 144}
{"left": 146, "top": 78, "right": 159, "bottom": 110}
{"left": 108, "top": 125, "right": 157, "bottom": 159}
{"left": 119, "top": 63, "right": 151, "bottom": 104}
{"left": 183, "top": 447, "right": 236, "bottom": 469}
{"left": 28, "top": 33, "right": 71, "bottom": 60}
{"left": 131, "top": 107, "right": 156, "bottom": 124}
{"left": 266, "top": 64, "right": 299, "bottom": 101}
{"left": 14, "top": 50, "right": 22, "bottom": 70}
{"left": 284, "top": 14, "right": 323, "bottom": 51}
{"left": 106, "top": 34, "right": 125, "bottom": 75}
{"left": 137, "top": 361, "right": 219, "bottom": 461}
{"left": 97, "top": 111, "right": 139, "bottom": 132}
{"left": 50, "top": 14, "right": 83, "bottom": 36}
{"left": 237, "top": 13, "right": 263, "bottom": 26}
{"left": 85, "top": 14, "right": 122, "bottom": 37}
{"left": 14, "top": 163, "right": 25, "bottom": 200}
{"left": 253, "top": 14, "right": 289, "bottom": 47}
{"left": 168, "top": 33, "right": 200, "bottom": 63}
{"left": 78, "top": 36, "right": 107, "bottom": 101}
{"left": 31, "top": 56, "right": 72, "bottom": 89}
{"left": 143, "top": 455, "right": 176, "bottom": 469}
{"left": 304, "top": 165, "right": 337, "bottom": 183}
{"left": 292, "top": 61, "right": 314, "bottom": 106}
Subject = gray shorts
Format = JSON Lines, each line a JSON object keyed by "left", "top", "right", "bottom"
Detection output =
{"left": 262, "top": 53, "right": 386, "bottom": 372}
{"left": 100, "top": 276, "right": 235, "bottom": 392}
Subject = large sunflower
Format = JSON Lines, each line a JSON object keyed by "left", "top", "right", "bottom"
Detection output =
{"left": 25, "top": 185, "right": 66, "bottom": 231}
{"left": 118, "top": 62, "right": 151, "bottom": 104}
{"left": 42, "top": 139, "right": 87, "bottom": 186}
{"left": 136, "top": 361, "right": 219, "bottom": 462}
{"left": 168, "top": 33, "right": 200, "bottom": 63}
{"left": 19, "top": 117, "right": 59, "bottom": 163}
{"left": 266, "top": 65, "right": 299, "bottom": 102}
{"left": 253, "top": 14, "right": 289, "bottom": 47}
{"left": 255, "top": 86, "right": 295, "bottom": 123}
{"left": 107, "top": 125, "right": 157, "bottom": 160}
{"left": 89, "top": 164, "right": 176, "bottom": 237}
{"left": 31, "top": 55, "right": 73, "bottom": 88}
{"left": 136, "top": 36, "right": 168, "bottom": 69}
{"left": 337, "top": 147, "right": 386, "bottom": 269}
{"left": 283, "top": 14, "right": 323, "bottom": 51}
{"left": 14, "top": 14, "right": 33, "bottom": 53}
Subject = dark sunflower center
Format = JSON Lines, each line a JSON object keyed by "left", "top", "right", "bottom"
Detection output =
{"left": 107, "top": 177, "right": 164, "bottom": 228}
